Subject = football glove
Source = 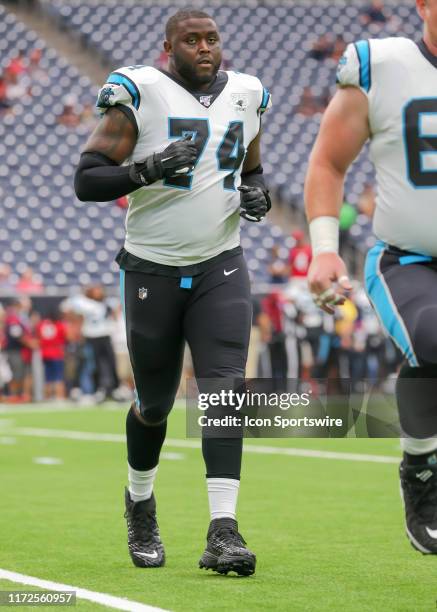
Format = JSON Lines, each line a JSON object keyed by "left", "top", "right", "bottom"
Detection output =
{"left": 238, "top": 185, "right": 271, "bottom": 222}
{"left": 129, "top": 135, "right": 198, "bottom": 186}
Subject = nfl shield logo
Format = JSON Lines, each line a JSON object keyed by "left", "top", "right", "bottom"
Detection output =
{"left": 138, "top": 287, "right": 148, "bottom": 300}
{"left": 199, "top": 95, "right": 212, "bottom": 108}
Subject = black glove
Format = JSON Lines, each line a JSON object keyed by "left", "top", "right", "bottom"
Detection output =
{"left": 129, "top": 135, "right": 198, "bottom": 186}
{"left": 238, "top": 185, "right": 271, "bottom": 222}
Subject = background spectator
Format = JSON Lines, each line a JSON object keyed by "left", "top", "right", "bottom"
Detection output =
{"left": 288, "top": 230, "right": 312, "bottom": 279}
{"left": 0, "top": 264, "right": 14, "bottom": 292}
{"left": 57, "top": 95, "right": 81, "bottom": 127}
{"left": 36, "top": 308, "right": 67, "bottom": 400}
{"left": 259, "top": 290, "right": 288, "bottom": 389}
{"left": 330, "top": 36, "right": 346, "bottom": 63}
{"left": 64, "top": 285, "right": 120, "bottom": 401}
{"left": 116, "top": 196, "right": 129, "bottom": 209}
{"left": 361, "top": 0, "right": 388, "bottom": 25}
{"left": 4, "top": 68, "right": 28, "bottom": 104}
{"left": 80, "top": 101, "right": 98, "bottom": 129}
{"left": 309, "top": 35, "right": 333, "bottom": 61}
{"left": 111, "top": 303, "right": 134, "bottom": 395}
{"left": 267, "top": 245, "right": 289, "bottom": 284}
{"left": 0, "top": 76, "right": 12, "bottom": 112}
{"left": 15, "top": 266, "right": 44, "bottom": 295}
{"left": 27, "top": 47, "right": 49, "bottom": 85}
{"left": 4, "top": 298, "right": 36, "bottom": 401}
{"left": 6, "top": 51, "right": 26, "bottom": 77}
{"left": 296, "top": 86, "right": 326, "bottom": 116}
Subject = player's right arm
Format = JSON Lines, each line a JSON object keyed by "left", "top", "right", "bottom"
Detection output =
{"left": 74, "top": 73, "right": 198, "bottom": 202}
{"left": 304, "top": 86, "right": 370, "bottom": 313}
{"left": 74, "top": 107, "right": 138, "bottom": 202}
{"left": 83, "top": 106, "right": 137, "bottom": 165}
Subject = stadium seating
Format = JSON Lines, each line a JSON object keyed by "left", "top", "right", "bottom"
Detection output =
{"left": 0, "top": 5, "right": 116, "bottom": 287}
{"left": 0, "top": 2, "right": 421, "bottom": 287}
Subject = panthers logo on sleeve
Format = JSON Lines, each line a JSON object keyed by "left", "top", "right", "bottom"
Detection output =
{"left": 96, "top": 85, "right": 117, "bottom": 108}
{"left": 336, "top": 53, "right": 348, "bottom": 82}
{"left": 95, "top": 71, "right": 141, "bottom": 118}
{"left": 335, "top": 41, "right": 371, "bottom": 93}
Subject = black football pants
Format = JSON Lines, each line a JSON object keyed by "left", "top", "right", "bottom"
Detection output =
{"left": 365, "top": 242, "right": 437, "bottom": 439}
{"left": 120, "top": 250, "right": 252, "bottom": 478}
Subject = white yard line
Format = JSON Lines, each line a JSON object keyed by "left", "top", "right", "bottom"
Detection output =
{"left": 5, "top": 427, "right": 399, "bottom": 464}
{"left": 0, "top": 569, "right": 170, "bottom": 612}
{"left": 0, "top": 404, "right": 98, "bottom": 415}
{"left": 0, "top": 403, "right": 185, "bottom": 415}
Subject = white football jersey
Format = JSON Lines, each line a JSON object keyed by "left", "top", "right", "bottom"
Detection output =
{"left": 337, "top": 37, "right": 437, "bottom": 256}
{"left": 96, "top": 66, "right": 271, "bottom": 266}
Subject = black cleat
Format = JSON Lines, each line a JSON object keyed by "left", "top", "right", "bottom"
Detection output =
{"left": 400, "top": 460, "right": 437, "bottom": 554}
{"left": 124, "top": 488, "right": 165, "bottom": 567}
{"left": 199, "top": 518, "right": 256, "bottom": 576}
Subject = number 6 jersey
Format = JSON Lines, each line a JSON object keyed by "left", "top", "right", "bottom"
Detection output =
{"left": 96, "top": 66, "right": 271, "bottom": 266}
{"left": 337, "top": 37, "right": 437, "bottom": 256}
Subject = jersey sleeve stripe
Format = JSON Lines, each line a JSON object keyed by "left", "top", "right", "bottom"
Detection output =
{"left": 259, "top": 87, "right": 270, "bottom": 113}
{"left": 399, "top": 254, "right": 433, "bottom": 265}
{"left": 107, "top": 72, "right": 141, "bottom": 110}
{"left": 354, "top": 40, "right": 371, "bottom": 93}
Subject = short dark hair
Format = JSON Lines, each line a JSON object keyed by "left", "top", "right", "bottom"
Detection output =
{"left": 165, "top": 8, "right": 214, "bottom": 40}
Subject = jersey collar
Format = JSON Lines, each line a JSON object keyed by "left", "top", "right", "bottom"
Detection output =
{"left": 158, "top": 69, "right": 228, "bottom": 108}
{"left": 417, "top": 39, "right": 437, "bottom": 69}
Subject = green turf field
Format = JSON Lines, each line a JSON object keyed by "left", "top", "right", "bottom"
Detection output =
{"left": 0, "top": 402, "right": 435, "bottom": 611}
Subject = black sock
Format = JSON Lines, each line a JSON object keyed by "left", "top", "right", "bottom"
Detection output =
{"left": 403, "top": 450, "right": 437, "bottom": 466}
{"left": 202, "top": 437, "right": 242, "bottom": 479}
{"left": 126, "top": 405, "right": 167, "bottom": 471}
{"left": 396, "top": 364, "right": 437, "bottom": 439}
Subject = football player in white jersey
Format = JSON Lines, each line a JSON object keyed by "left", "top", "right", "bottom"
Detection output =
{"left": 74, "top": 9, "right": 271, "bottom": 575}
{"left": 305, "top": 0, "right": 437, "bottom": 554}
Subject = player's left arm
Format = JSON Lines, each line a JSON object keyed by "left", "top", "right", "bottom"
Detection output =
{"left": 242, "top": 130, "right": 261, "bottom": 174}
{"left": 239, "top": 130, "right": 271, "bottom": 222}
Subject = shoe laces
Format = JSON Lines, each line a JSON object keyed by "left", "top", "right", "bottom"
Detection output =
{"left": 214, "top": 525, "right": 247, "bottom": 548}
{"left": 125, "top": 506, "right": 159, "bottom": 546}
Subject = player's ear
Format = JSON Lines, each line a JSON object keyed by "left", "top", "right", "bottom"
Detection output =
{"left": 415, "top": 0, "right": 426, "bottom": 19}
{"left": 164, "top": 40, "right": 172, "bottom": 56}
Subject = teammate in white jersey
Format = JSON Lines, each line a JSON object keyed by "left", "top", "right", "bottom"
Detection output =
{"left": 74, "top": 9, "right": 271, "bottom": 575}
{"left": 305, "top": 0, "right": 437, "bottom": 554}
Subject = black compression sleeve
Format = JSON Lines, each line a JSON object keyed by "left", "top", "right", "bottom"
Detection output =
{"left": 240, "top": 164, "right": 268, "bottom": 192}
{"left": 74, "top": 151, "right": 139, "bottom": 202}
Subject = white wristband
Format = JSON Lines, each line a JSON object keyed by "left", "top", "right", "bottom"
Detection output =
{"left": 309, "top": 216, "right": 339, "bottom": 256}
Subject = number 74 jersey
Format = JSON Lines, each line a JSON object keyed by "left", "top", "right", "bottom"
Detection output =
{"left": 337, "top": 37, "right": 437, "bottom": 257}
{"left": 96, "top": 66, "right": 271, "bottom": 266}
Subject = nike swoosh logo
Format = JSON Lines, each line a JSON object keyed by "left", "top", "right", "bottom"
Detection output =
{"left": 224, "top": 268, "right": 239, "bottom": 276}
{"left": 134, "top": 551, "right": 158, "bottom": 559}
{"left": 426, "top": 527, "right": 437, "bottom": 539}
{"left": 174, "top": 166, "right": 191, "bottom": 174}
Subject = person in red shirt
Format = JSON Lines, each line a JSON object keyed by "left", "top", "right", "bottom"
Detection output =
{"left": 6, "top": 52, "right": 26, "bottom": 77}
{"left": 36, "top": 309, "right": 67, "bottom": 400}
{"left": 288, "top": 229, "right": 312, "bottom": 279}
{"left": 260, "top": 290, "right": 288, "bottom": 388}
{"left": 15, "top": 267, "right": 44, "bottom": 295}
